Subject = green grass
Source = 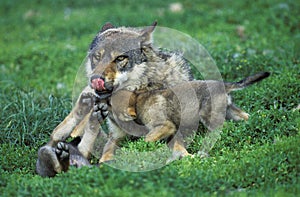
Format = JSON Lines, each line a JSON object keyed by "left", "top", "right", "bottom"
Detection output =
{"left": 1, "top": 0, "right": 299, "bottom": 196}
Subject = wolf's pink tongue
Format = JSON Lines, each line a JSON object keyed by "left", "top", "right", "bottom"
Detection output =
{"left": 91, "top": 78, "right": 105, "bottom": 91}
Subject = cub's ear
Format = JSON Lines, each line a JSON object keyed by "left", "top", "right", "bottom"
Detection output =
{"left": 141, "top": 21, "right": 157, "bottom": 45}
{"left": 100, "top": 22, "right": 115, "bottom": 33}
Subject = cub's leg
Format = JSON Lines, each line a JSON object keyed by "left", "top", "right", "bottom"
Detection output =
{"left": 135, "top": 93, "right": 177, "bottom": 142}
{"left": 144, "top": 120, "right": 177, "bottom": 142}
{"left": 145, "top": 122, "right": 192, "bottom": 163}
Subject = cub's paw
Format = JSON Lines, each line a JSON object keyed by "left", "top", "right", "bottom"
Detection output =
{"left": 127, "top": 107, "right": 137, "bottom": 118}
{"left": 55, "top": 142, "right": 70, "bottom": 161}
{"left": 93, "top": 102, "right": 109, "bottom": 122}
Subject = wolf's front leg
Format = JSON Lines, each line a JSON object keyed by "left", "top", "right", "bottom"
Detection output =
{"left": 99, "top": 118, "right": 127, "bottom": 163}
{"left": 49, "top": 86, "right": 95, "bottom": 145}
{"left": 77, "top": 110, "right": 101, "bottom": 158}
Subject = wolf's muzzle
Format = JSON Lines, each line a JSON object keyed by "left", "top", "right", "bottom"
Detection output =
{"left": 90, "top": 75, "right": 105, "bottom": 91}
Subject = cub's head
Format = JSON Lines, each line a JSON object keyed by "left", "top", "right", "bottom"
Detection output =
{"left": 87, "top": 22, "right": 157, "bottom": 94}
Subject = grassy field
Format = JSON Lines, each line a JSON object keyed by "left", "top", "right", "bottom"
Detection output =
{"left": 1, "top": 0, "right": 299, "bottom": 196}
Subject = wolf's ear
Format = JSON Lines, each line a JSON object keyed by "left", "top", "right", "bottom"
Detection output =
{"left": 89, "top": 22, "right": 115, "bottom": 51}
{"left": 141, "top": 21, "right": 157, "bottom": 45}
{"left": 100, "top": 22, "right": 115, "bottom": 33}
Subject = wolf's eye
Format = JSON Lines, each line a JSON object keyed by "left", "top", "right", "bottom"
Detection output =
{"left": 93, "top": 52, "right": 101, "bottom": 61}
{"left": 115, "top": 55, "right": 127, "bottom": 62}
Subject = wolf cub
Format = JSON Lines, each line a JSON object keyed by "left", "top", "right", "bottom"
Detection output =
{"left": 109, "top": 72, "right": 270, "bottom": 144}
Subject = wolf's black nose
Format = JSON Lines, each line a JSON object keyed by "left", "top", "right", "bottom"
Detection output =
{"left": 90, "top": 75, "right": 103, "bottom": 82}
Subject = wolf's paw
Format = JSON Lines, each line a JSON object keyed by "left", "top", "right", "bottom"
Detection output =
{"left": 80, "top": 92, "right": 95, "bottom": 107}
{"left": 55, "top": 142, "right": 70, "bottom": 161}
{"left": 93, "top": 102, "right": 109, "bottom": 122}
{"left": 77, "top": 92, "right": 95, "bottom": 116}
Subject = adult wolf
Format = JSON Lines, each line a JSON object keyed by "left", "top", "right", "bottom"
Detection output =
{"left": 36, "top": 22, "right": 194, "bottom": 176}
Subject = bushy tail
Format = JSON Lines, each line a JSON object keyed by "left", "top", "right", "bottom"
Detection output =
{"left": 225, "top": 72, "right": 270, "bottom": 92}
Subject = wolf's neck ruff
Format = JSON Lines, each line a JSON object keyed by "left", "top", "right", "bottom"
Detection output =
{"left": 113, "top": 48, "right": 193, "bottom": 92}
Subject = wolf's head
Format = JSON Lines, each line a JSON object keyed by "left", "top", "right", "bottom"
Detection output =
{"left": 87, "top": 22, "right": 157, "bottom": 93}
